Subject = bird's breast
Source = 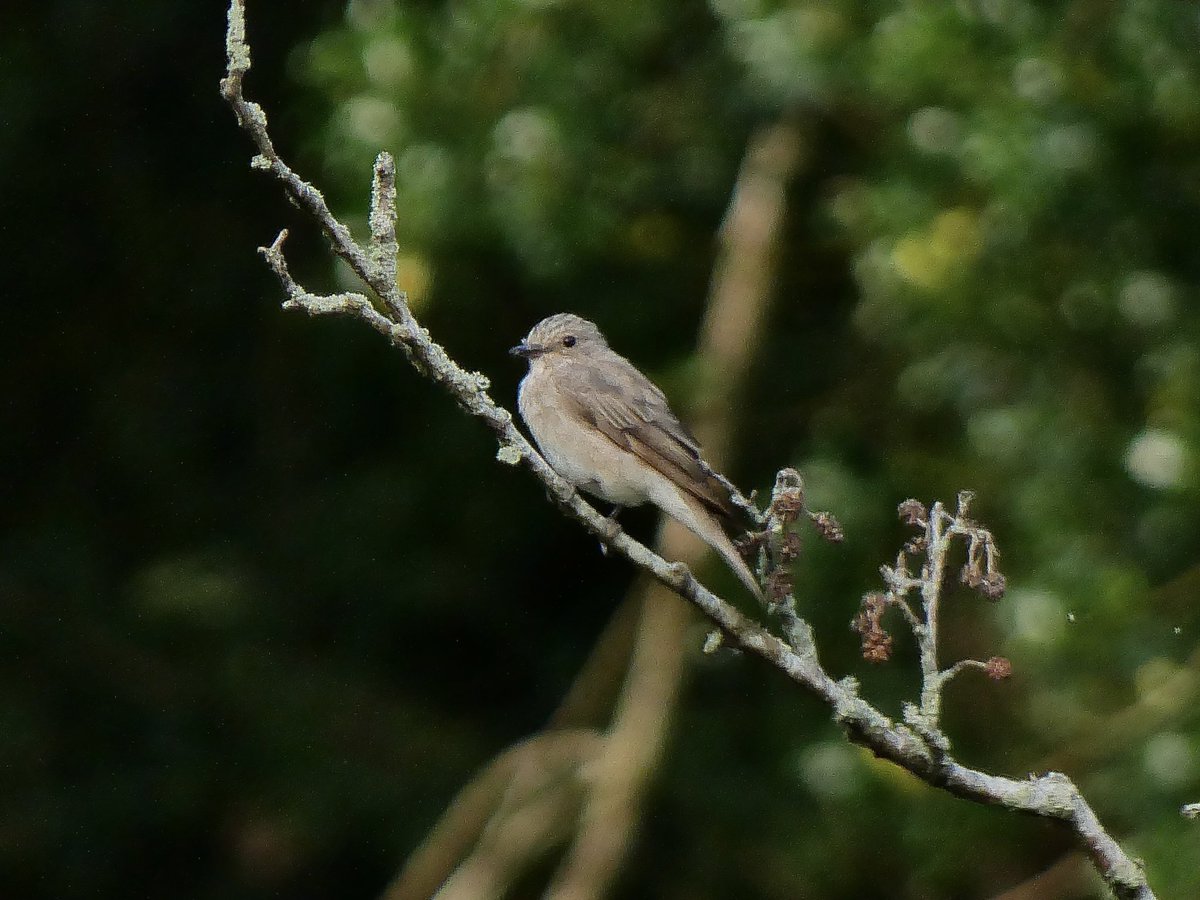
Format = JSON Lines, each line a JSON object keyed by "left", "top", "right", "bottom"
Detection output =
{"left": 518, "top": 366, "right": 651, "bottom": 507}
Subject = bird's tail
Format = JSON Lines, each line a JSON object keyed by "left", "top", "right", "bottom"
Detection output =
{"left": 653, "top": 482, "right": 764, "bottom": 601}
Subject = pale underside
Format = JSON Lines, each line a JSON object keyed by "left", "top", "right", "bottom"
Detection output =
{"left": 517, "top": 351, "right": 736, "bottom": 519}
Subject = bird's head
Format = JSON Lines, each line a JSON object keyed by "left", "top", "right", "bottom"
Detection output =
{"left": 509, "top": 313, "right": 608, "bottom": 364}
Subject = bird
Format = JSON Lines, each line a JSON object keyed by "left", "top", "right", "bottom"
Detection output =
{"left": 510, "top": 313, "right": 763, "bottom": 600}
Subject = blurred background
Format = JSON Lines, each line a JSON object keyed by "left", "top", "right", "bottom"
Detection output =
{"left": 4, "top": 0, "right": 1199, "bottom": 897}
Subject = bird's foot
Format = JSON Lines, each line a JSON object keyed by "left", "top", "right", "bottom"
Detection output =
{"left": 599, "top": 504, "right": 623, "bottom": 555}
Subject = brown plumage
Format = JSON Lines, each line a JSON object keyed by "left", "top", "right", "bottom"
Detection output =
{"left": 562, "top": 354, "right": 739, "bottom": 520}
{"left": 511, "top": 313, "right": 761, "bottom": 599}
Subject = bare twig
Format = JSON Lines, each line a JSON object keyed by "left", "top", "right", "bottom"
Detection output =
{"left": 859, "top": 494, "right": 1013, "bottom": 759}
{"left": 221, "top": 3, "right": 1156, "bottom": 897}
{"left": 386, "top": 116, "right": 804, "bottom": 900}
{"left": 544, "top": 119, "right": 803, "bottom": 900}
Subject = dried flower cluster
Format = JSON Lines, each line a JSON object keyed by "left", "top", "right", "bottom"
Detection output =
{"left": 984, "top": 656, "right": 1013, "bottom": 681}
{"left": 851, "top": 592, "right": 893, "bottom": 663}
{"left": 812, "top": 511, "right": 845, "bottom": 543}
{"left": 739, "top": 469, "right": 844, "bottom": 607}
{"left": 222, "top": 5, "right": 1159, "bottom": 893}
{"left": 852, "top": 493, "right": 1012, "bottom": 692}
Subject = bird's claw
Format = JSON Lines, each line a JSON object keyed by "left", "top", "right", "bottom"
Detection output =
{"left": 598, "top": 505, "right": 623, "bottom": 555}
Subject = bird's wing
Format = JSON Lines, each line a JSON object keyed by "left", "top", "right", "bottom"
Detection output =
{"left": 560, "top": 354, "right": 738, "bottom": 519}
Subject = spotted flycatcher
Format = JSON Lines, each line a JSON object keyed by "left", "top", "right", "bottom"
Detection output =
{"left": 511, "top": 313, "right": 762, "bottom": 599}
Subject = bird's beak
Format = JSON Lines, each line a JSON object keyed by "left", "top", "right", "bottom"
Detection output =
{"left": 509, "top": 340, "right": 542, "bottom": 359}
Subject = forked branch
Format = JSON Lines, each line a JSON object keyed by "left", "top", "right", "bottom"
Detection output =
{"left": 221, "top": 3, "right": 1154, "bottom": 897}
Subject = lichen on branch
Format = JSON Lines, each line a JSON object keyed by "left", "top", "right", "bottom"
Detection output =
{"left": 220, "top": 3, "right": 1156, "bottom": 897}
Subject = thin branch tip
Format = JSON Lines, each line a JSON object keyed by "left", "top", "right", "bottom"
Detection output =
{"left": 223, "top": 0, "right": 250, "bottom": 76}
{"left": 375, "top": 150, "right": 396, "bottom": 176}
{"left": 221, "top": 6, "right": 1155, "bottom": 895}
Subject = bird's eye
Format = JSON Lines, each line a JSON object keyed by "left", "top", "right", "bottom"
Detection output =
{"left": 562, "top": 335, "right": 576, "bottom": 348}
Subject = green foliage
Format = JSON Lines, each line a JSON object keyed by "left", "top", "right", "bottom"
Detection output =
{"left": 298, "top": 0, "right": 1200, "bottom": 894}
{"left": 4, "top": 0, "right": 1199, "bottom": 898}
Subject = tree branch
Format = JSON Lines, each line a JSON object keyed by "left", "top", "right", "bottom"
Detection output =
{"left": 221, "top": 3, "right": 1155, "bottom": 897}
{"left": 543, "top": 119, "right": 805, "bottom": 900}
